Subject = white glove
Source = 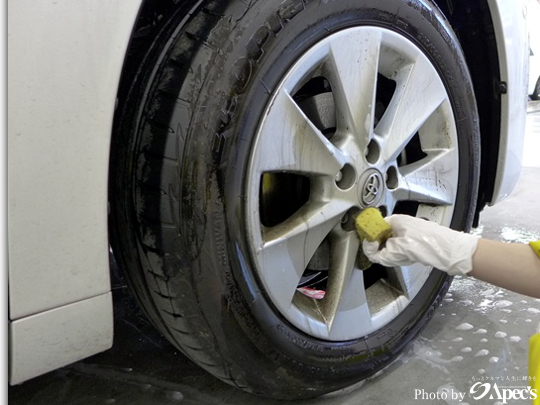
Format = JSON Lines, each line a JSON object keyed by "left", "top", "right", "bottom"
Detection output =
{"left": 362, "top": 214, "right": 479, "bottom": 276}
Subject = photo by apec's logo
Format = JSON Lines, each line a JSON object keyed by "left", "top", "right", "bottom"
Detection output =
{"left": 470, "top": 382, "right": 537, "bottom": 403}
{"left": 414, "top": 383, "right": 537, "bottom": 404}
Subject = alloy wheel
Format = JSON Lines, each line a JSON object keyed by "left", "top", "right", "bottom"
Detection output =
{"left": 246, "top": 27, "right": 459, "bottom": 341}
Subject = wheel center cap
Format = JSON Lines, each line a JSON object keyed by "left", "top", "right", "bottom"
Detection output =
{"left": 358, "top": 169, "right": 384, "bottom": 207}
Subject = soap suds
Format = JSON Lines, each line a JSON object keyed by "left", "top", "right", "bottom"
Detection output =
{"left": 501, "top": 227, "right": 540, "bottom": 243}
{"left": 474, "top": 349, "right": 489, "bottom": 357}
{"left": 494, "top": 300, "right": 513, "bottom": 308}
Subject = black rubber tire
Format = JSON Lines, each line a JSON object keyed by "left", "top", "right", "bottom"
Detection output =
{"left": 110, "top": 0, "right": 480, "bottom": 399}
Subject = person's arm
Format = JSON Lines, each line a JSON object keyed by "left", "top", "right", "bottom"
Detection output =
{"left": 363, "top": 214, "right": 540, "bottom": 299}
{"left": 470, "top": 238, "right": 540, "bottom": 298}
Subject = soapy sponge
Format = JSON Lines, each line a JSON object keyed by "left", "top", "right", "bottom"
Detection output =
{"left": 355, "top": 207, "right": 392, "bottom": 270}
{"left": 355, "top": 207, "right": 392, "bottom": 243}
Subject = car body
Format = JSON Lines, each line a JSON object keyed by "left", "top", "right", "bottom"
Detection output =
{"left": 527, "top": 0, "right": 540, "bottom": 98}
{"left": 8, "top": 0, "right": 529, "bottom": 390}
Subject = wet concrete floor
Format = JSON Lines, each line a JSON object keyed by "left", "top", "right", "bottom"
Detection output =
{"left": 9, "top": 109, "right": 540, "bottom": 404}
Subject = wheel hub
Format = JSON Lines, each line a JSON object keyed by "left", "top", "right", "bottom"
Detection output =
{"left": 358, "top": 168, "right": 385, "bottom": 207}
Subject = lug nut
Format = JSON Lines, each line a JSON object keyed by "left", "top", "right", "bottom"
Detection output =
{"left": 335, "top": 171, "right": 343, "bottom": 182}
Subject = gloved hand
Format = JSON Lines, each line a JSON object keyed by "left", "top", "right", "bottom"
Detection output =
{"left": 362, "top": 214, "right": 479, "bottom": 276}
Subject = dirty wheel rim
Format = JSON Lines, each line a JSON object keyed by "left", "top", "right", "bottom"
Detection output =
{"left": 245, "top": 27, "right": 459, "bottom": 341}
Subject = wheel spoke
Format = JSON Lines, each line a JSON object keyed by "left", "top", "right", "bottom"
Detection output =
{"left": 258, "top": 200, "right": 351, "bottom": 307}
{"left": 318, "top": 231, "right": 360, "bottom": 330}
{"left": 328, "top": 269, "right": 372, "bottom": 338}
{"left": 255, "top": 89, "right": 346, "bottom": 176}
{"left": 416, "top": 203, "right": 447, "bottom": 224}
{"left": 382, "top": 185, "right": 399, "bottom": 215}
{"left": 326, "top": 29, "right": 381, "bottom": 145}
{"left": 386, "top": 264, "right": 432, "bottom": 299}
{"left": 376, "top": 57, "right": 447, "bottom": 162}
{"left": 390, "top": 149, "right": 457, "bottom": 205}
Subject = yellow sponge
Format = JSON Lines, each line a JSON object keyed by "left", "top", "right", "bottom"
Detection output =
{"left": 355, "top": 208, "right": 392, "bottom": 270}
{"left": 355, "top": 207, "right": 392, "bottom": 243}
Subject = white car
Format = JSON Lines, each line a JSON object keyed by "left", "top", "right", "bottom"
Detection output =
{"left": 8, "top": 0, "right": 529, "bottom": 399}
{"left": 527, "top": 0, "right": 540, "bottom": 99}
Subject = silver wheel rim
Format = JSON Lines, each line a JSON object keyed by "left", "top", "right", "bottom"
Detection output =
{"left": 245, "top": 27, "right": 458, "bottom": 341}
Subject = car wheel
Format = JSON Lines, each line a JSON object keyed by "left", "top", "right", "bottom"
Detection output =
{"left": 110, "top": 0, "right": 480, "bottom": 398}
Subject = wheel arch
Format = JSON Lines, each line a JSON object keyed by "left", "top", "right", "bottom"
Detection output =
{"left": 432, "top": 0, "right": 502, "bottom": 224}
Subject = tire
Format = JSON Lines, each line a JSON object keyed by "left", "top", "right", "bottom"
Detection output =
{"left": 110, "top": 0, "right": 480, "bottom": 399}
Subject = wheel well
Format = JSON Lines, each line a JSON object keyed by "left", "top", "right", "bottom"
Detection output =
{"left": 114, "top": 0, "right": 190, "bottom": 109}
{"left": 432, "top": 0, "right": 502, "bottom": 225}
